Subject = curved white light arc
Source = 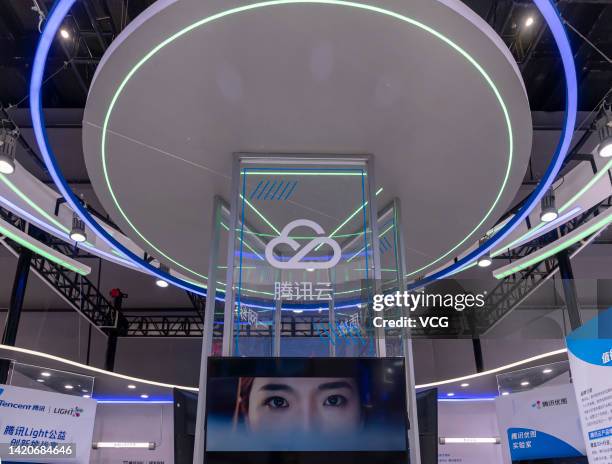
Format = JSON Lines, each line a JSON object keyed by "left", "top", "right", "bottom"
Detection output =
{"left": 416, "top": 348, "right": 568, "bottom": 389}
{"left": 0, "top": 343, "right": 567, "bottom": 392}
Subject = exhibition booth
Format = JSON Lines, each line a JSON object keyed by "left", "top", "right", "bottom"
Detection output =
{"left": 0, "top": 0, "right": 611, "bottom": 462}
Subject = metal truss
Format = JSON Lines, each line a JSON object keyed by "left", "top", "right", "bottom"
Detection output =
{"left": 481, "top": 196, "right": 611, "bottom": 333}
{"left": 0, "top": 205, "right": 122, "bottom": 333}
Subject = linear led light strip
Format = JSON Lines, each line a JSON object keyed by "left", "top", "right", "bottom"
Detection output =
{"left": 489, "top": 159, "right": 612, "bottom": 257}
{"left": 491, "top": 206, "right": 582, "bottom": 256}
{"left": 493, "top": 208, "right": 612, "bottom": 279}
{"left": 0, "top": 216, "right": 91, "bottom": 275}
{"left": 0, "top": 343, "right": 567, "bottom": 392}
{"left": 421, "top": 160, "right": 610, "bottom": 279}
{"left": 93, "top": 442, "right": 155, "bottom": 449}
{"left": 0, "top": 190, "right": 137, "bottom": 270}
{"left": 440, "top": 437, "right": 500, "bottom": 444}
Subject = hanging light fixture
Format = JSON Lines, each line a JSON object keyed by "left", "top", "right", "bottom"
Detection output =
{"left": 596, "top": 105, "right": 612, "bottom": 158}
{"left": 155, "top": 264, "right": 169, "bottom": 288}
{"left": 70, "top": 212, "right": 87, "bottom": 242}
{"left": 0, "top": 128, "right": 17, "bottom": 175}
{"left": 540, "top": 189, "right": 558, "bottom": 222}
{"left": 477, "top": 237, "right": 492, "bottom": 268}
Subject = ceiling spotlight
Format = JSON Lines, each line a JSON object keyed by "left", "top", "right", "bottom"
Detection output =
{"left": 0, "top": 129, "right": 17, "bottom": 175}
{"left": 83, "top": 394, "right": 91, "bottom": 398}
{"left": 501, "top": 391, "right": 510, "bottom": 396}
{"left": 460, "top": 383, "right": 470, "bottom": 388}
{"left": 477, "top": 254, "right": 492, "bottom": 268}
{"left": 540, "top": 189, "right": 558, "bottom": 223}
{"left": 447, "top": 392, "right": 455, "bottom": 397}
{"left": 477, "top": 237, "right": 492, "bottom": 268}
{"left": 542, "top": 368, "right": 553, "bottom": 374}
{"left": 64, "top": 384, "right": 74, "bottom": 390}
{"left": 596, "top": 107, "right": 612, "bottom": 158}
{"left": 128, "top": 384, "right": 137, "bottom": 389}
{"left": 59, "top": 28, "right": 70, "bottom": 39}
{"left": 40, "top": 371, "right": 51, "bottom": 377}
{"left": 140, "top": 394, "right": 149, "bottom": 399}
{"left": 155, "top": 263, "right": 170, "bottom": 288}
{"left": 524, "top": 16, "right": 535, "bottom": 27}
{"left": 70, "top": 212, "right": 87, "bottom": 242}
{"left": 36, "top": 379, "right": 45, "bottom": 383}
{"left": 306, "top": 268, "right": 315, "bottom": 272}
{"left": 520, "top": 381, "right": 530, "bottom": 387}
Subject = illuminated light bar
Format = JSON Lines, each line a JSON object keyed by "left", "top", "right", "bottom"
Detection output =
{"left": 492, "top": 206, "right": 582, "bottom": 255}
{"left": 493, "top": 209, "right": 612, "bottom": 279}
{"left": 0, "top": 217, "right": 91, "bottom": 275}
{"left": 0, "top": 344, "right": 198, "bottom": 392}
{"left": 0, "top": 343, "right": 567, "bottom": 392}
{"left": 92, "top": 442, "right": 155, "bottom": 450}
{"left": 559, "top": 158, "right": 612, "bottom": 214}
{"left": 440, "top": 437, "right": 500, "bottom": 444}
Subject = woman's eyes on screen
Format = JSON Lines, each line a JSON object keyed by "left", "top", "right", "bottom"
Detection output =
{"left": 263, "top": 396, "right": 290, "bottom": 409}
{"left": 323, "top": 394, "right": 347, "bottom": 407}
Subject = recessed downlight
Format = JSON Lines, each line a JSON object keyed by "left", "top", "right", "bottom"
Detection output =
{"left": 460, "top": 383, "right": 469, "bottom": 388}
{"left": 520, "top": 381, "right": 530, "bottom": 386}
{"left": 36, "top": 378, "right": 45, "bottom": 383}
{"left": 140, "top": 394, "right": 149, "bottom": 399}
{"left": 542, "top": 368, "right": 553, "bottom": 374}
{"left": 128, "top": 384, "right": 137, "bottom": 389}
{"left": 59, "top": 28, "right": 70, "bottom": 39}
{"left": 524, "top": 16, "right": 535, "bottom": 27}
{"left": 64, "top": 384, "right": 74, "bottom": 390}
{"left": 447, "top": 392, "right": 455, "bottom": 397}
{"left": 501, "top": 391, "right": 510, "bottom": 396}
{"left": 41, "top": 371, "right": 51, "bottom": 377}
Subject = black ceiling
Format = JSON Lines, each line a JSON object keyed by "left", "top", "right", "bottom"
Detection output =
{"left": 0, "top": 0, "right": 611, "bottom": 111}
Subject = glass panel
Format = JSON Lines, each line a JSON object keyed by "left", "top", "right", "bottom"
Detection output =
{"left": 227, "top": 154, "right": 379, "bottom": 356}
{"left": 8, "top": 361, "right": 94, "bottom": 398}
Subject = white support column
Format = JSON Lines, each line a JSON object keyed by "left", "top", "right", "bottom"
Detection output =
{"left": 193, "top": 196, "right": 224, "bottom": 464}
{"left": 366, "top": 156, "right": 385, "bottom": 357}
{"left": 393, "top": 198, "right": 421, "bottom": 464}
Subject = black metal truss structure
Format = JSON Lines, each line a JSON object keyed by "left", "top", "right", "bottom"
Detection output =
{"left": 1, "top": 0, "right": 611, "bottom": 112}
{"left": 480, "top": 195, "right": 612, "bottom": 332}
{"left": 120, "top": 195, "right": 611, "bottom": 337}
{"left": 0, "top": 205, "right": 122, "bottom": 332}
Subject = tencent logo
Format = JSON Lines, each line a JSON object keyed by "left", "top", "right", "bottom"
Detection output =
{"left": 265, "top": 219, "right": 341, "bottom": 270}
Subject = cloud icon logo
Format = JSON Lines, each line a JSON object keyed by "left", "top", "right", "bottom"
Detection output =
{"left": 265, "top": 219, "right": 341, "bottom": 270}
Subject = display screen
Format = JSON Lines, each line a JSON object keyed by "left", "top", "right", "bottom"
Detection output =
{"left": 205, "top": 357, "right": 407, "bottom": 457}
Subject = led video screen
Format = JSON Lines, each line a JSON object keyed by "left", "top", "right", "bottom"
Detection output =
{"left": 205, "top": 357, "right": 407, "bottom": 462}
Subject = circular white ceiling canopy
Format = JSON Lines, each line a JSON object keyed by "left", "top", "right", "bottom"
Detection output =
{"left": 83, "top": 0, "right": 533, "bottom": 284}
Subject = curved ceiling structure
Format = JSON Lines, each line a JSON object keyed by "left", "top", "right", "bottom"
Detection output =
{"left": 29, "top": 0, "right": 578, "bottom": 295}
{"left": 81, "top": 0, "right": 533, "bottom": 285}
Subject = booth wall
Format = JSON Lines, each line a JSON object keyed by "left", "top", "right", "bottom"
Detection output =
{"left": 91, "top": 403, "right": 174, "bottom": 464}
{"left": 438, "top": 401, "right": 503, "bottom": 464}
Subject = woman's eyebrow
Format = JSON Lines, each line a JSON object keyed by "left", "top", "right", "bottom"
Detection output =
{"left": 258, "top": 383, "right": 294, "bottom": 392}
{"left": 317, "top": 381, "right": 353, "bottom": 391}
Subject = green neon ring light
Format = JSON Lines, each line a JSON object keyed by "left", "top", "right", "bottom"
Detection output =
{"left": 30, "top": 0, "right": 577, "bottom": 296}
{"left": 98, "top": 0, "right": 514, "bottom": 282}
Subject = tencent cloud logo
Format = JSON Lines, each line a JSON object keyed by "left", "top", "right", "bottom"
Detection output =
{"left": 0, "top": 388, "right": 4, "bottom": 396}
{"left": 265, "top": 219, "right": 341, "bottom": 270}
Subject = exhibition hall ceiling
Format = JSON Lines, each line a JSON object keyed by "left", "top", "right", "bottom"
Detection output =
{"left": 0, "top": 0, "right": 610, "bottom": 311}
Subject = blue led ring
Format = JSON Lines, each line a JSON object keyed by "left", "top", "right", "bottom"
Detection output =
{"left": 30, "top": 0, "right": 576, "bottom": 295}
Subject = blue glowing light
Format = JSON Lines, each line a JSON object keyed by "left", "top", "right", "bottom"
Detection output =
{"left": 30, "top": 0, "right": 577, "bottom": 294}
